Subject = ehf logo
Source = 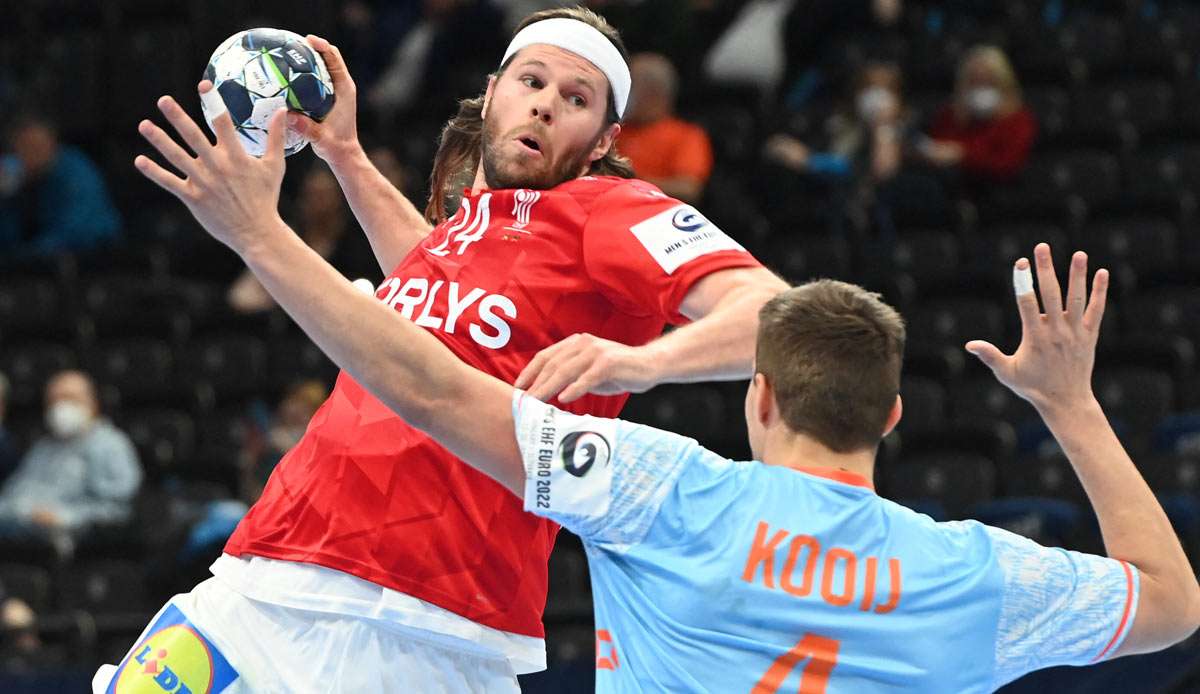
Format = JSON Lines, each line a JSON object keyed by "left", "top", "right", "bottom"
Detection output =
{"left": 506, "top": 189, "right": 541, "bottom": 232}
{"left": 559, "top": 431, "right": 611, "bottom": 478}
{"left": 671, "top": 208, "right": 709, "bottom": 232}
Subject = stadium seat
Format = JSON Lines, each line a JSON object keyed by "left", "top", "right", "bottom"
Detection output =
{"left": 970, "top": 497, "right": 1084, "bottom": 548}
{"left": 0, "top": 342, "right": 77, "bottom": 410}
{"left": 898, "top": 377, "right": 947, "bottom": 434}
{"left": 764, "top": 235, "right": 852, "bottom": 286}
{"left": 0, "top": 563, "right": 53, "bottom": 612}
{"left": 183, "top": 336, "right": 269, "bottom": 410}
{"left": 889, "top": 230, "right": 961, "bottom": 294}
{"left": 1153, "top": 412, "right": 1200, "bottom": 455}
{"left": 1125, "top": 17, "right": 1192, "bottom": 80}
{"left": 545, "top": 534, "right": 591, "bottom": 620}
{"left": 78, "top": 275, "right": 190, "bottom": 344}
{"left": 986, "top": 151, "right": 1120, "bottom": 224}
{"left": 909, "top": 298, "right": 1006, "bottom": 350}
{"left": 1078, "top": 216, "right": 1179, "bottom": 285}
{"left": 880, "top": 452, "right": 997, "bottom": 519}
{"left": 996, "top": 453, "right": 1088, "bottom": 505}
{"left": 85, "top": 338, "right": 176, "bottom": 409}
{"left": 904, "top": 343, "right": 969, "bottom": 383}
{"left": 267, "top": 336, "right": 339, "bottom": 393}
{"left": 621, "top": 385, "right": 726, "bottom": 445}
{"left": 58, "top": 560, "right": 149, "bottom": 612}
{"left": 1099, "top": 336, "right": 1195, "bottom": 382}
{"left": 1072, "top": 82, "right": 1173, "bottom": 149}
{"left": 1123, "top": 286, "right": 1200, "bottom": 344}
{"left": 0, "top": 279, "right": 71, "bottom": 341}
{"left": 121, "top": 409, "right": 196, "bottom": 476}
{"left": 1023, "top": 86, "right": 1071, "bottom": 152}
{"left": 948, "top": 376, "right": 1039, "bottom": 426}
{"left": 1094, "top": 367, "right": 1175, "bottom": 435}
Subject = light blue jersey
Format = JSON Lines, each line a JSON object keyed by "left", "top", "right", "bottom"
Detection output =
{"left": 513, "top": 393, "right": 1138, "bottom": 693}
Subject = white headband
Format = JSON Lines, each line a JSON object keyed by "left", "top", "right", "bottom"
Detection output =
{"left": 502, "top": 18, "right": 630, "bottom": 118}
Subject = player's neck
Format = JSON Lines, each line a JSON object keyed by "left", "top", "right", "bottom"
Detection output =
{"left": 760, "top": 429, "right": 876, "bottom": 488}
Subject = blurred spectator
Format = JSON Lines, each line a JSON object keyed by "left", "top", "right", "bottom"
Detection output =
{"left": 227, "top": 164, "right": 377, "bottom": 313}
{"left": 0, "top": 114, "right": 121, "bottom": 260}
{"left": 704, "top": 0, "right": 902, "bottom": 99}
{"left": 367, "top": 144, "right": 416, "bottom": 198}
{"left": 239, "top": 380, "right": 329, "bottom": 505}
{"left": 0, "top": 371, "right": 141, "bottom": 555}
{"left": 765, "top": 62, "right": 907, "bottom": 188}
{"left": 761, "top": 61, "right": 949, "bottom": 236}
{"left": 915, "top": 45, "right": 1037, "bottom": 184}
{"left": 0, "top": 373, "right": 17, "bottom": 487}
{"left": 618, "top": 53, "right": 714, "bottom": 203}
{"left": 780, "top": 0, "right": 904, "bottom": 108}
{"left": 367, "top": 0, "right": 506, "bottom": 120}
{"left": 0, "top": 593, "right": 43, "bottom": 673}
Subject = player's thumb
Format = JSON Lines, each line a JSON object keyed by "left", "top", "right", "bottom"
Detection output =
{"left": 265, "top": 108, "right": 287, "bottom": 162}
{"left": 964, "top": 340, "right": 1004, "bottom": 371}
{"left": 285, "top": 112, "right": 319, "bottom": 142}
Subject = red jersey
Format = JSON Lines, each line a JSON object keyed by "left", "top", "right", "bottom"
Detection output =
{"left": 224, "top": 176, "right": 762, "bottom": 638}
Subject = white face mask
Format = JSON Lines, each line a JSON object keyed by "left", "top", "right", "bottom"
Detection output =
{"left": 966, "top": 87, "right": 1002, "bottom": 119}
{"left": 46, "top": 400, "right": 91, "bottom": 438}
{"left": 856, "top": 86, "right": 896, "bottom": 124}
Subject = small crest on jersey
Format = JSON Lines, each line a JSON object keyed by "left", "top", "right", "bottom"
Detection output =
{"left": 504, "top": 189, "right": 541, "bottom": 234}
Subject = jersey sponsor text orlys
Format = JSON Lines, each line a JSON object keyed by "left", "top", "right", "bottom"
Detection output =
{"left": 223, "top": 176, "right": 762, "bottom": 650}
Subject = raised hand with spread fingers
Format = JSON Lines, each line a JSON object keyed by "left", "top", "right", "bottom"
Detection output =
{"left": 134, "top": 81, "right": 290, "bottom": 254}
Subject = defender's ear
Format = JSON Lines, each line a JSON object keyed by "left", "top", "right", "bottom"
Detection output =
{"left": 882, "top": 394, "right": 903, "bottom": 438}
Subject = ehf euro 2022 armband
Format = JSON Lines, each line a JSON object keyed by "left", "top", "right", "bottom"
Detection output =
{"left": 105, "top": 603, "right": 238, "bottom": 694}
{"left": 517, "top": 392, "right": 619, "bottom": 528}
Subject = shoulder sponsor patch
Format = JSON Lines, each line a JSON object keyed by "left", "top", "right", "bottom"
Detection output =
{"left": 629, "top": 204, "right": 746, "bottom": 274}
{"left": 107, "top": 604, "right": 238, "bottom": 694}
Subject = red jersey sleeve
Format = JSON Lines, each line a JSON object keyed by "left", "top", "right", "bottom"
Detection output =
{"left": 581, "top": 180, "right": 763, "bottom": 324}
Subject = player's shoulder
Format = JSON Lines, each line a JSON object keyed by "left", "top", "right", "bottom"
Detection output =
{"left": 556, "top": 176, "right": 678, "bottom": 213}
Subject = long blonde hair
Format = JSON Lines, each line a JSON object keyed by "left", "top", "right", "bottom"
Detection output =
{"left": 424, "top": 7, "right": 635, "bottom": 224}
{"left": 955, "top": 45, "right": 1023, "bottom": 120}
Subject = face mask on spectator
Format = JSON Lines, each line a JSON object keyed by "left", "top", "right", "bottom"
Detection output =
{"left": 856, "top": 86, "right": 896, "bottom": 124}
{"left": 46, "top": 400, "right": 90, "bottom": 438}
{"left": 966, "top": 87, "right": 1001, "bottom": 119}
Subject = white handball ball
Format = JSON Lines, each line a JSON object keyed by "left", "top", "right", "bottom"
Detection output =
{"left": 200, "top": 28, "right": 335, "bottom": 157}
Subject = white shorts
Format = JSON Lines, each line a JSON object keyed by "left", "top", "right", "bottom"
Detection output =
{"left": 92, "top": 577, "right": 521, "bottom": 693}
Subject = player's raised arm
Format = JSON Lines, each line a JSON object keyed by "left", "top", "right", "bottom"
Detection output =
{"left": 966, "top": 244, "right": 1200, "bottom": 655}
{"left": 286, "top": 36, "right": 434, "bottom": 274}
{"left": 135, "top": 90, "right": 525, "bottom": 497}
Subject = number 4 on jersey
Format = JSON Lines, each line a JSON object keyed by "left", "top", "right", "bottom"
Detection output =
{"left": 752, "top": 633, "right": 840, "bottom": 694}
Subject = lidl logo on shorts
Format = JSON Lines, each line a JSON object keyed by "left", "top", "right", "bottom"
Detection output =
{"left": 107, "top": 604, "right": 238, "bottom": 694}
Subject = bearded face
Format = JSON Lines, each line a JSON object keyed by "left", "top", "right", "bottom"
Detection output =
{"left": 477, "top": 45, "right": 618, "bottom": 191}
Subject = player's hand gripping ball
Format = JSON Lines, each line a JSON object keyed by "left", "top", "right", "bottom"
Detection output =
{"left": 201, "top": 28, "right": 335, "bottom": 157}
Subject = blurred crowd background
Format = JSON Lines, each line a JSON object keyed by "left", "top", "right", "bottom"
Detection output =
{"left": 1, "top": 0, "right": 1199, "bottom": 691}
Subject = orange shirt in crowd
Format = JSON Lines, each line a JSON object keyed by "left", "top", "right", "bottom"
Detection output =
{"left": 618, "top": 117, "right": 715, "bottom": 185}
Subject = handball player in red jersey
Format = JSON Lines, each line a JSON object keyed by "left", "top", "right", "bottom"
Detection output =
{"left": 97, "top": 7, "right": 786, "bottom": 692}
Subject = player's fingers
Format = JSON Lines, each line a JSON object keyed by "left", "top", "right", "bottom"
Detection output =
{"left": 964, "top": 340, "right": 1008, "bottom": 374}
{"left": 1082, "top": 268, "right": 1110, "bottom": 333}
{"left": 558, "top": 369, "right": 609, "bottom": 403}
{"left": 306, "top": 35, "right": 355, "bottom": 90}
{"left": 1033, "top": 243, "right": 1064, "bottom": 321}
{"left": 1012, "top": 257, "right": 1040, "bottom": 334}
{"left": 515, "top": 337, "right": 578, "bottom": 389}
{"left": 137, "top": 119, "right": 197, "bottom": 177}
{"left": 158, "top": 94, "right": 212, "bottom": 158}
{"left": 263, "top": 108, "right": 287, "bottom": 163}
{"left": 285, "top": 112, "right": 319, "bottom": 141}
{"left": 134, "top": 155, "right": 190, "bottom": 200}
{"left": 198, "top": 81, "right": 241, "bottom": 153}
{"left": 528, "top": 353, "right": 592, "bottom": 402}
{"left": 1064, "top": 251, "right": 1088, "bottom": 322}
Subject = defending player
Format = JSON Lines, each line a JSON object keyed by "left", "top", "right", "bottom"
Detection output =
{"left": 109, "top": 7, "right": 785, "bottom": 693}
{"left": 138, "top": 107, "right": 1200, "bottom": 691}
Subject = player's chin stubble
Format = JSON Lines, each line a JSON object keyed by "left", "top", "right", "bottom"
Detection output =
{"left": 481, "top": 115, "right": 600, "bottom": 191}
